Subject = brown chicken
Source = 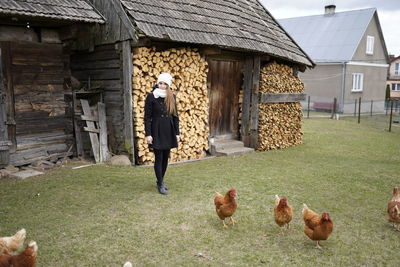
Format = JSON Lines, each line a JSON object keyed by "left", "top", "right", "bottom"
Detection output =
{"left": 302, "top": 204, "right": 333, "bottom": 249}
{"left": 0, "top": 229, "right": 26, "bottom": 255}
{"left": 274, "top": 195, "right": 293, "bottom": 233}
{"left": 214, "top": 188, "right": 237, "bottom": 228}
{"left": 387, "top": 185, "right": 400, "bottom": 230}
{"left": 0, "top": 240, "right": 37, "bottom": 267}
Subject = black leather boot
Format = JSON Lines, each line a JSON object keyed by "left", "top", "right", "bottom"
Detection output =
{"left": 157, "top": 184, "right": 168, "bottom": 195}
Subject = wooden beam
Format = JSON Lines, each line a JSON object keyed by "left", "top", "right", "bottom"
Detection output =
{"left": 83, "top": 127, "right": 100, "bottom": 133}
{"left": 0, "top": 47, "right": 10, "bottom": 167}
{"left": 98, "top": 103, "right": 111, "bottom": 162}
{"left": 122, "top": 40, "right": 134, "bottom": 164}
{"left": 2, "top": 42, "right": 16, "bottom": 153}
{"left": 199, "top": 47, "right": 221, "bottom": 55}
{"left": 241, "top": 56, "right": 253, "bottom": 141}
{"left": 80, "top": 115, "right": 98, "bottom": 122}
{"left": 72, "top": 92, "right": 83, "bottom": 157}
{"left": 260, "top": 93, "right": 307, "bottom": 103}
{"left": 250, "top": 56, "right": 260, "bottom": 148}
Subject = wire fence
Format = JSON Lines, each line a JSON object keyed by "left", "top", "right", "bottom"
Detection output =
{"left": 301, "top": 96, "right": 400, "bottom": 133}
{"left": 301, "top": 96, "right": 400, "bottom": 116}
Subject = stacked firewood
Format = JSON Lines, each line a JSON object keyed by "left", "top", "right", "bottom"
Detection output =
{"left": 132, "top": 47, "right": 209, "bottom": 164}
{"left": 258, "top": 62, "right": 304, "bottom": 150}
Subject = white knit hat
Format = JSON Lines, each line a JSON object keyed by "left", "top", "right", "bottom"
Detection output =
{"left": 157, "top": 73, "right": 173, "bottom": 87}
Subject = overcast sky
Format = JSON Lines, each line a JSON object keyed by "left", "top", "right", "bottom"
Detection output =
{"left": 260, "top": 0, "right": 400, "bottom": 56}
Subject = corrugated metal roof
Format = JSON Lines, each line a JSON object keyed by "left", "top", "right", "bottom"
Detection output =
{"left": 120, "top": 0, "right": 313, "bottom": 67}
{"left": 279, "top": 8, "right": 376, "bottom": 63}
{"left": 0, "top": 0, "right": 105, "bottom": 24}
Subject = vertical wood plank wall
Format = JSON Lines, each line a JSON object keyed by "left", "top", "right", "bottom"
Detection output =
{"left": 71, "top": 44, "right": 127, "bottom": 155}
{"left": 4, "top": 41, "right": 74, "bottom": 166}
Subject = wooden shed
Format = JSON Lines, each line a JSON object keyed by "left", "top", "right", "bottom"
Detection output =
{"left": 0, "top": 1, "right": 105, "bottom": 168}
{"left": 71, "top": 0, "right": 314, "bottom": 165}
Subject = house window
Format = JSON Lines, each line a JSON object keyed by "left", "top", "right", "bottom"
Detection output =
{"left": 352, "top": 73, "right": 364, "bottom": 92}
{"left": 366, "top": 36, "right": 374, "bottom": 55}
{"left": 392, "top": 83, "right": 400, "bottom": 91}
{"left": 395, "top": 63, "right": 400, "bottom": 76}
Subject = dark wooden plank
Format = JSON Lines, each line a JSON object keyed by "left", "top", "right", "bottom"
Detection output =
{"left": 90, "top": 80, "right": 122, "bottom": 90}
{"left": 122, "top": 40, "right": 134, "bottom": 161}
{"left": 72, "top": 68, "right": 121, "bottom": 80}
{"left": 260, "top": 93, "right": 307, "bottom": 103}
{"left": 11, "top": 55, "right": 64, "bottom": 66}
{"left": 12, "top": 42, "right": 63, "bottom": 53}
{"left": 12, "top": 73, "right": 64, "bottom": 85}
{"left": 71, "top": 49, "right": 120, "bottom": 62}
{"left": 1, "top": 42, "right": 16, "bottom": 152}
{"left": 0, "top": 46, "right": 10, "bottom": 167}
{"left": 241, "top": 56, "right": 252, "bottom": 139}
{"left": 16, "top": 132, "right": 73, "bottom": 150}
{"left": 16, "top": 116, "right": 70, "bottom": 135}
{"left": 72, "top": 92, "right": 83, "bottom": 157}
{"left": 250, "top": 55, "right": 260, "bottom": 148}
{"left": 70, "top": 59, "right": 120, "bottom": 70}
{"left": 13, "top": 84, "right": 64, "bottom": 94}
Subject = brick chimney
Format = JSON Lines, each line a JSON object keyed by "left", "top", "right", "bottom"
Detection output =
{"left": 325, "top": 5, "right": 336, "bottom": 14}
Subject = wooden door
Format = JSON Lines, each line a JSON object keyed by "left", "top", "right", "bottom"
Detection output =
{"left": 207, "top": 59, "right": 243, "bottom": 138}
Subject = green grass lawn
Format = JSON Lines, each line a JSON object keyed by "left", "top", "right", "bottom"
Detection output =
{"left": 1, "top": 117, "right": 400, "bottom": 266}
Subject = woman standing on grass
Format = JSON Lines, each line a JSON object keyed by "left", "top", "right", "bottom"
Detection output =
{"left": 144, "top": 73, "right": 180, "bottom": 195}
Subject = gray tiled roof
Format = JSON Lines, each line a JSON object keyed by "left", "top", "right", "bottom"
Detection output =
{"left": 279, "top": 8, "right": 376, "bottom": 63}
{"left": 121, "top": 0, "right": 313, "bottom": 67}
{"left": 0, "top": 0, "right": 105, "bottom": 24}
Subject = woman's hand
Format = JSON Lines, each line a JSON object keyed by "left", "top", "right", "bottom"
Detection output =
{"left": 176, "top": 135, "right": 180, "bottom": 142}
{"left": 146, "top": 136, "right": 153, "bottom": 144}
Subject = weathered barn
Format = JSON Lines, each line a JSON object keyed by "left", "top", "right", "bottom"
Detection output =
{"left": 0, "top": 1, "right": 104, "bottom": 168}
{"left": 69, "top": 0, "right": 314, "bottom": 165}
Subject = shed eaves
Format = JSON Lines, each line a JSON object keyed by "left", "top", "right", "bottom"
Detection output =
{"left": 278, "top": 8, "right": 376, "bottom": 63}
{"left": 120, "top": 0, "right": 313, "bottom": 67}
{"left": 0, "top": 0, "right": 105, "bottom": 24}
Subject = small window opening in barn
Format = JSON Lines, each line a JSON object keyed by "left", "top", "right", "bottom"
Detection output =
{"left": 366, "top": 35, "right": 374, "bottom": 55}
{"left": 352, "top": 73, "right": 364, "bottom": 92}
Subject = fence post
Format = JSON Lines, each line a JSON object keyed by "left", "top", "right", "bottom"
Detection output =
{"left": 307, "top": 95, "right": 310, "bottom": 118}
{"left": 331, "top": 97, "right": 337, "bottom": 119}
{"left": 358, "top": 97, "right": 361, "bottom": 124}
{"left": 389, "top": 100, "right": 393, "bottom": 132}
{"left": 354, "top": 99, "right": 357, "bottom": 116}
{"left": 370, "top": 100, "right": 373, "bottom": 116}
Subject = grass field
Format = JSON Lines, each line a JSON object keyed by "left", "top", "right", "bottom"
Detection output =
{"left": 1, "top": 116, "right": 400, "bottom": 266}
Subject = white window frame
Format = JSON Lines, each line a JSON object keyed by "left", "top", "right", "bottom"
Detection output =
{"left": 395, "top": 63, "right": 400, "bottom": 76}
{"left": 352, "top": 73, "right": 364, "bottom": 92}
{"left": 392, "top": 83, "right": 400, "bottom": 91}
{"left": 366, "top": 36, "right": 374, "bottom": 55}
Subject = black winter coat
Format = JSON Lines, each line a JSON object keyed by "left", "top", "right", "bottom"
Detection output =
{"left": 144, "top": 92, "right": 180, "bottom": 150}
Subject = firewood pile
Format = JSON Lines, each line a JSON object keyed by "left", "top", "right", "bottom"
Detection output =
{"left": 132, "top": 47, "right": 209, "bottom": 164}
{"left": 258, "top": 62, "right": 304, "bottom": 150}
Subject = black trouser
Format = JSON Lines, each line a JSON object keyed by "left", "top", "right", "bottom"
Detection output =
{"left": 154, "top": 149, "right": 170, "bottom": 186}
